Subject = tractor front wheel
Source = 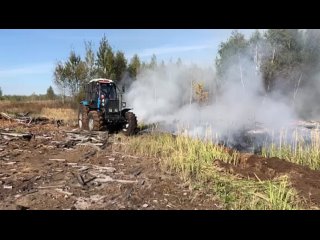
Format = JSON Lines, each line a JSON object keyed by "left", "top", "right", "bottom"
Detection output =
{"left": 78, "top": 105, "right": 88, "bottom": 130}
{"left": 88, "top": 111, "right": 104, "bottom": 131}
{"left": 122, "top": 112, "right": 137, "bottom": 136}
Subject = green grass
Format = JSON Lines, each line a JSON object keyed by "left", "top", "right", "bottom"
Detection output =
{"left": 207, "top": 174, "right": 298, "bottom": 210}
{"left": 262, "top": 129, "right": 320, "bottom": 170}
{"left": 122, "top": 133, "right": 303, "bottom": 210}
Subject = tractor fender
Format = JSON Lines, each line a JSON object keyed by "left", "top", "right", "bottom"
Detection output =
{"left": 80, "top": 100, "right": 89, "bottom": 106}
{"left": 121, "top": 108, "right": 132, "bottom": 117}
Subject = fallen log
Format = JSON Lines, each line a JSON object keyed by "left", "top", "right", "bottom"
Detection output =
{"left": 0, "top": 112, "right": 32, "bottom": 124}
{"left": 37, "top": 185, "right": 65, "bottom": 189}
{"left": 48, "top": 159, "right": 66, "bottom": 162}
{"left": 91, "top": 165, "right": 116, "bottom": 173}
{"left": 88, "top": 172, "right": 138, "bottom": 184}
{"left": 76, "top": 143, "right": 102, "bottom": 151}
{"left": 54, "top": 188, "right": 73, "bottom": 196}
{"left": 0, "top": 132, "right": 33, "bottom": 140}
{"left": 0, "top": 112, "right": 13, "bottom": 120}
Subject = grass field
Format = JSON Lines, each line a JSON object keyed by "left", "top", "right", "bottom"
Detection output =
{"left": 120, "top": 133, "right": 303, "bottom": 209}
{"left": 262, "top": 129, "right": 320, "bottom": 170}
{"left": 0, "top": 100, "right": 78, "bottom": 123}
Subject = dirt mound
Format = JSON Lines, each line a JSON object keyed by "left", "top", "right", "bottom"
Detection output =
{"left": 214, "top": 153, "right": 320, "bottom": 205}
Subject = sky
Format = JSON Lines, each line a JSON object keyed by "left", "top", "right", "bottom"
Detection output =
{"left": 0, "top": 29, "right": 257, "bottom": 95}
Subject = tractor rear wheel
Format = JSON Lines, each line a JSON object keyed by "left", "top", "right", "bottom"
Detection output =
{"left": 88, "top": 111, "right": 104, "bottom": 131}
{"left": 122, "top": 112, "right": 137, "bottom": 136}
{"left": 78, "top": 105, "right": 88, "bottom": 130}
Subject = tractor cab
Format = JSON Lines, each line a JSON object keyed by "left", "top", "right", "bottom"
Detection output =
{"left": 79, "top": 78, "right": 137, "bottom": 135}
{"left": 84, "top": 78, "right": 118, "bottom": 110}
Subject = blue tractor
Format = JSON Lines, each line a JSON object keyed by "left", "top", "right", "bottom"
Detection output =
{"left": 78, "top": 78, "right": 137, "bottom": 135}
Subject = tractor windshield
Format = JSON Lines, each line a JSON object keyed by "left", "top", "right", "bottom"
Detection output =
{"left": 100, "top": 83, "right": 117, "bottom": 100}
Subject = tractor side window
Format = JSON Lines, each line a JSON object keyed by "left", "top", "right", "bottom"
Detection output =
{"left": 89, "top": 83, "right": 98, "bottom": 103}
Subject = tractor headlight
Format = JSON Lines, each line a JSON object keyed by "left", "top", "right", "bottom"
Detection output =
{"left": 114, "top": 109, "right": 118, "bottom": 112}
{"left": 109, "top": 108, "right": 112, "bottom": 112}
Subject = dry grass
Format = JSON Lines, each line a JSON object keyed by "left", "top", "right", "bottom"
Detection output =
{"left": 121, "top": 133, "right": 303, "bottom": 210}
{"left": 262, "top": 129, "right": 320, "bottom": 170}
{"left": 40, "top": 108, "right": 78, "bottom": 122}
{"left": 0, "top": 100, "right": 78, "bottom": 123}
{"left": 0, "top": 100, "right": 75, "bottom": 115}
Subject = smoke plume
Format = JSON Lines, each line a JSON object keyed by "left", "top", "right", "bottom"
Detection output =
{"left": 124, "top": 31, "right": 320, "bottom": 150}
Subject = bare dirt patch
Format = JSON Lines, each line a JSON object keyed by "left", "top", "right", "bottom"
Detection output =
{"left": 0, "top": 119, "right": 218, "bottom": 210}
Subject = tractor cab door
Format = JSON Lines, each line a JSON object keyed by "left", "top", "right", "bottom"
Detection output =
{"left": 88, "top": 82, "right": 100, "bottom": 108}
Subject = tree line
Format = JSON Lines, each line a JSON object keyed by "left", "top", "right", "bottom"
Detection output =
{"left": 216, "top": 29, "right": 320, "bottom": 94}
{"left": 53, "top": 35, "right": 185, "bottom": 102}
{"left": 215, "top": 29, "right": 320, "bottom": 117}
{"left": 55, "top": 30, "right": 320, "bottom": 102}
{"left": 0, "top": 85, "right": 57, "bottom": 101}
{"left": 4, "top": 29, "right": 319, "bottom": 112}
{"left": 54, "top": 36, "right": 142, "bottom": 102}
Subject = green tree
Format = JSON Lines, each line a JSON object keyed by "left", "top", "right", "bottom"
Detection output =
{"left": 84, "top": 40, "right": 97, "bottom": 81}
{"left": 140, "top": 61, "right": 147, "bottom": 72}
{"left": 0, "top": 86, "right": 2, "bottom": 99}
{"left": 53, "top": 51, "right": 87, "bottom": 101}
{"left": 216, "top": 30, "right": 249, "bottom": 79}
{"left": 249, "top": 30, "right": 263, "bottom": 45}
{"left": 46, "top": 86, "right": 55, "bottom": 100}
{"left": 96, "top": 35, "right": 115, "bottom": 79}
{"left": 149, "top": 54, "right": 157, "bottom": 69}
{"left": 54, "top": 61, "right": 68, "bottom": 103}
{"left": 113, "top": 51, "right": 127, "bottom": 81}
{"left": 261, "top": 29, "right": 303, "bottom": 92}
{"left": 248, "top": 30, "right": 267, "bottom": 75}
{"left": 128, "top": 54, "right": 141, "bottom": 79}
{"left": 299, "top": 29, "right": 320, "bottom": 75}
{"left": 65, "top": 51, "right": 87, "bottom": 96}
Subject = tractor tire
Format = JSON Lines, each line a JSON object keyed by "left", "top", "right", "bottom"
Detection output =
{"left": 78, "top": 105, "right": 88, "bottom": 130}
{"left": 88, "top": 111, "right": 104, "bottom": 131}
{"left": 122, "top": 112, "right": 137, "bottom": 136}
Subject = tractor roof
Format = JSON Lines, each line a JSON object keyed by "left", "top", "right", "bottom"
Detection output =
{"left": 89, "top": 78, "right": 114, "bottom": 84}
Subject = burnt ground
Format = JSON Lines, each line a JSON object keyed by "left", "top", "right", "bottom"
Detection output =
{"left": 0, "top": 119, "right": 218, "bottom": 210}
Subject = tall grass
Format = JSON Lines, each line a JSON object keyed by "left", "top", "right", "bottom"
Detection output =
{"left": 262, "top": 128, "right": 320, "bottom": 170}
{"left": 40, "top": 108, "right": 77, "bottom": 122}
{"left": 127, "top": 133, "right": 238, "bottom": 180}
{"left": 0, "top": 100, "right": 78, "bottom": 122}
{"left": 207, "top": 174, "right": 298, "bottom": 210}
{"left": 122, "top": 133, "right": 302, "bottom": 209}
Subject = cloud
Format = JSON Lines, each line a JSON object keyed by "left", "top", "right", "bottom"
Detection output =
{"left": 128, "top": 44, "right": 213, "bottom": 59}
{"left": 0, "top": 63, "right": 53, "bottom": 79}
{"left": 49, "top": 35, "right": 102, "bottom": 41}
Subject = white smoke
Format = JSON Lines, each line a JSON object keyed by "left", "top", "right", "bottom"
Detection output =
{"left": 125, "top": 53, "right": 296, "bottom": 144}
{"left": 121, "top": 30, "right": 320, "bottom": 153}
{"left": 126, "top": 64, "right": 217, "bottom": 124}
